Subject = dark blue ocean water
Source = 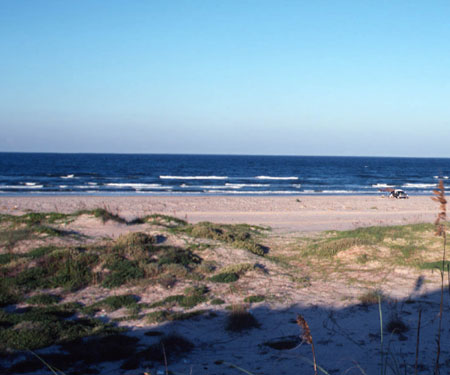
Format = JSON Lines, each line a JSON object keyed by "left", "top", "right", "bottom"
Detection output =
{"left": 1, "top": 153, "right": 449, "bottom": 196}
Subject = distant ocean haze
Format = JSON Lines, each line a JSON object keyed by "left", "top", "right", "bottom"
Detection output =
{"left": 0, "top": 153, "right": 449, "bottom": 196}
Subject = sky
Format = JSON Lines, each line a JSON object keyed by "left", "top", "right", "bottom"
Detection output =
{"left": 1, "top": 1, "right": 449, "bottom": 157}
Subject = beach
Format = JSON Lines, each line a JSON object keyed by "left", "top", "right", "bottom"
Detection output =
{"left": 1, "top": 194, "right": 448, "bottom": 374}
{"left": 0, "top": 195, "right": 437, "bottom": 232}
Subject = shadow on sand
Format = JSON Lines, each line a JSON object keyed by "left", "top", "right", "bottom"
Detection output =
{"left": 2, "top": 278, "right": 449, "bottom": 375}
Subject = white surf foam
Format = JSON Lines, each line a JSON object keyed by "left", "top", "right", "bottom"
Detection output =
{"left": 225, "top": 183, "right": 270, "bottom": 188}
{"left": 1, "top": 185, "right": 43, "bottom": 189}
{"left": 106, "top": 183, "right": 163, "bottom": 189}
{"left": 433, "top": 176, "right": 449, "bottom": 180}
{"left": 255, "top": 176, "right": 298, "bottom": 180}
{"left": 321, "top": 190, "right": 356, "bottom": 194}
{"left": 160, "top": 176, "right": 228, "bottom": 180}
{"left": 372, "top": 183, "right": 394, "bottom": 188}
{"left": 25, "top": 182, "right": 37, "bottom": 186}
{"left": 61, "top": 174, "right": 74, "bottom": 179}
{"left": 204, "top": 190, "right": 300, "bottom": 194}
{"left": 402, "top": 183, "right": 437, "bottom": 188}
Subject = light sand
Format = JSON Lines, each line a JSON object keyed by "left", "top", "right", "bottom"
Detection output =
{"left": 0, "top": 195, "right": 437, "bottom": 232}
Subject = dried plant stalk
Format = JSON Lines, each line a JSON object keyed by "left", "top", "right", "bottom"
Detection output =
{"left": 297, "top": 314, "right": 317, "bottom": 375}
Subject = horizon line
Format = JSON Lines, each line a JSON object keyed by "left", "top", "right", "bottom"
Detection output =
{"left": 1, "top": 151, "right": 450, "bottom": 160}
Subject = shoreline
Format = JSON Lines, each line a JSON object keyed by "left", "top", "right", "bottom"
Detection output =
{"left": 0, "top": 195, "right": 437, "bottom": 232}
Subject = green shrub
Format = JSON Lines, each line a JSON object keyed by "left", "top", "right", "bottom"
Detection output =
{"left": 210, "top": 298, "right": 225, "bottom": 305}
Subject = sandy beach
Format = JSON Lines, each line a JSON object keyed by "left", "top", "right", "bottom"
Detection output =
{"left": 0, "top": 195, "right": 437, "bottom": 232}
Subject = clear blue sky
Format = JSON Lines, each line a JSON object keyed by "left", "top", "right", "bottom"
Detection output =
{"left": 1, "top": 1, "right": 449, "bottom": 156}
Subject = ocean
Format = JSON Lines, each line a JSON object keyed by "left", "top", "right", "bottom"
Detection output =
{"left": 0, "top": 153, "right": 449, "bottom": 196}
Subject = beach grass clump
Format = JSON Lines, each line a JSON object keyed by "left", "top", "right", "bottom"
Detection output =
{"left": 102, "top": 255, "right": 145, "bottom": 288}
{"left": 25, "top": 245, "right": 59, "bottom": 259}
{"left": 149, "top": 286, "right": 208, "bottom": 309}
{"left": 149, "top": 294, "right": 185, "bottom": 308}
{"left": 8, "top": 333, "right": 139, "bottom": 374}
{"left": 115, "top": 231, "right": 156, "bottom": 248}
{"left": 0, "top": 304, "right": 119, "bottom": 351}
{"left": 0, "top": 250, "right": 99, "bottom": 293}
{"left": 418, "top": 260, "right": 450, "bottom": 271}
{"left": 179, "top": 285, "right": 208, "bottom": 308}
{"left": 146, "top": 310, "right": 171, "bottom": 323}
{"left": 0, "top": 253, "right": 18, "bottom": 265}
{"left": 75, "top": 208, "right": 126, "bottom": 224}
{"left": 146, "top": 309, "right": 207, "bottom": 324}
{"left": 306, "top": 223, "right": 436, "bottom": 259}
{"left": 386, "top": 316, "right": 409, "bottom": 334}
{"left": 126, "top": 333, "right": 193, "bottom": 368}
{"left": 157, "top": 246, "right": 201, "bottom": 267}
{"left": 0, "top": 290, "right": 21, "bottom": 307}
{"left": 0, "top": 228, "right": 33, "bottom": 249}
{"left": 210, "top": 298, "right": 225, "bottom": 305}
{"left": 27, "top": 293, "right": 61, "bottom": 305}
{"left": 209, "top": 272, "right": 239, "bottom": 283}
{"left": 134, "top": 213, "right": 188, "bottom": 227}
{"left": 208, "top": 263, "right": 253, "bottom": 283}
{"left": 113, "top": 232, "right": 156, "bottom": 260}
{"left": 244, "top": 295, "right": 265, "bottom": 303}
{"left": 179, "top": 221, "right": 267, "bottom": 256}
{"left": 358, "top": 289, "right": 385, "bottom": 306}
{"left": 225, "top": 305, "right": 260, "bottom": 332}
{"left": 221, "top": 263, "right": 254, "bottom": 275}
{"left": 88, "top": 294, "right": 139, "bottom": 313}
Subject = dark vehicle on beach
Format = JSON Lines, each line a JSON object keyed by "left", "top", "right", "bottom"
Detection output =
{"left": 389, "top": 189, "right": 409, "bottom": 199}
